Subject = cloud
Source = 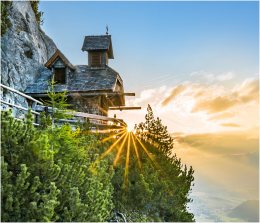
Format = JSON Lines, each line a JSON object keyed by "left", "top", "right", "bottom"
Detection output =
{"left": 220, "top": 123, "right": 240, "bottom": 127}
{"left": 161, "top": 84, "right": 186, "bottom": 106}
{"left": 112, "top": 77, "right": 258, "bottom": 133}
{"left": 192, "top": 96, "right": 238, "bottom": 113}
{"left": 175, "top": 131, "right": 258, "bottom": 156}
{"left": 208, "top": 112, "right": 235, "bottom": 121}
{"left": 216, "top": 72, "right": 234, "bottom": 81}
{"left": 190, "top": 71, "right": 234, "bottom": 82}
{"left": 236, "top": 78, "right": 259, "bottom": 103}
{"left": 192, "top": 78, "right": 259, "bottom": 114}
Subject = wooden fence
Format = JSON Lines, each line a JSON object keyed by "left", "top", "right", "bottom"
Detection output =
{"left": 0, "top": 83, "right": 126, "bottom": 130}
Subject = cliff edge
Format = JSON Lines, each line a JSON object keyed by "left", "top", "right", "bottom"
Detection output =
{"left": 1, "top": 1, "right": 56, "bottom": 109}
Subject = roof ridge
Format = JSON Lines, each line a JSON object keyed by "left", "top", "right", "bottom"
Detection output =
{"left": 84, "top": 35, "right": 111, "bottom": 37}
{"left": 106, "top": 65, "right": 123, "bottom": 84}
{"left": 45, "top": 49, "right": 76, "bottom": 70}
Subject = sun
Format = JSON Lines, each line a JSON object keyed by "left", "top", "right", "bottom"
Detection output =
{"left": 126, "top": 125, "right": 135, "bottom": 133}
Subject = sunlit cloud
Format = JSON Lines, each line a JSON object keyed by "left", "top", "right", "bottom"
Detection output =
{"left": 208, "top": 112, "right": 236, "bottom": 121}
{"left": 161, "top": 84, "right": 187, "bottom": 106}
{"left": 176, "top": 131, "right": 258, "bottom": 156}
{"left": 110, "top": 76, "right": 258, "bottom": 134}
{"left": 220, "top": 123, "right": 240, "bottom": 128}
{"left": 192, "top": 96, "right": 237, "bottom": 113}
{"left": 192, "top": 78, "right": 258, "bottom": 114}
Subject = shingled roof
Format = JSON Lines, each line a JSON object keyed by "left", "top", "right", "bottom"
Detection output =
{"left": 25, "top": 65, "right": 123, "bottom": 94}
{"left": 45, "top": 49, "right": 76, "bottom": 70}
{"left": 81, "top": 35, "right": 114, "bottom": 59}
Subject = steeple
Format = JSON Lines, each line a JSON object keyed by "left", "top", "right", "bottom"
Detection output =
{"left": 81, "top": 35, "right": 114, "bottom": 67}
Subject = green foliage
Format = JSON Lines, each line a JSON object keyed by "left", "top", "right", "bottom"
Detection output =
{"left": 1, "top": 110, "right": 114, "bottom": 221}
{"left": 39, "top": 78, "right": 73, "bottom": 130}
{"left": 112, "top": 105, "right": 195, "bottom": 222}
{"left": 136, "top": 104, "right": 174, "bottom": 156}
{"left": 30, "top": 0, "right": 43, "bottom": 25}
{"left": 44, "top": 78, "right": 72, "bottom": 121}
{"left": 1, "top": 1, "right": 12, "bottom": 36}
{"left": 1, "top": 100, "right": 194, "bottom": 221}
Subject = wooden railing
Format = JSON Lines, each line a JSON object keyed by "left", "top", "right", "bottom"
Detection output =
{"left": 0, "top": 83, "right": 43, "bottom": 105}
{"left": 36, "top": 105, "right": 127, "bottom": 129}
{"left": 1, "top": 83, "right": 43, "bottom": 125}
{"left": 1, "top": 83, "right": 127, "bottom": 129}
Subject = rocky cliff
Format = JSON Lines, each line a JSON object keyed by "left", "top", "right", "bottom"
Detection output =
{"left": 1, "top": 1, "right": 56, "bottom": 113}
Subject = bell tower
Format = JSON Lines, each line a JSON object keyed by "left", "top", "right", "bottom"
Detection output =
{"left": 81, "top": 35, "right": 114, "bottom": 67}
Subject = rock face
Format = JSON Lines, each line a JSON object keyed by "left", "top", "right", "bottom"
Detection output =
{"left": 1, "top": 1, "right": 56, "bottom": 115}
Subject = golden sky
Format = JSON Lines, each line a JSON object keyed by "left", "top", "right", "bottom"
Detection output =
{"left": 109, "top": 73, "right": 259, "bottom": 221}
{"left": 110, "top": 75, "right": 259, "bottom": 135}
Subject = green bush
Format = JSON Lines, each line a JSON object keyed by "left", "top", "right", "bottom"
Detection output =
{"left": 30, "top": 0, "right": 43, "bottom": 25}
{"left": 1, "top": 1, "right": 12, "bottom": 36}
{"left": 1, "top": 104, "right": 195, "bottom": 222}
{"left": 1, "top": 110, "right": 114, "bottom": 221}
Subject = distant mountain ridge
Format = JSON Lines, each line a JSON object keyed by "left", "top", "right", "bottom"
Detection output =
{"left": 228, "top": 200, "right": 259, "bottom": 222}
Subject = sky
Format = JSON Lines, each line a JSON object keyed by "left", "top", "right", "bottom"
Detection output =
{"left": 40, "top": 1, "right": 259, "bottom": 132}
{"left": 39, "top": 1, "right": 259, "bottom": 221}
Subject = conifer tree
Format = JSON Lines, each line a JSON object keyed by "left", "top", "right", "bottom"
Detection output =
{"left": 44, "top": 78, "right": 72, "bottom": 122}
{"left": 113, "top": 105, "right": 195, "bottom": 222}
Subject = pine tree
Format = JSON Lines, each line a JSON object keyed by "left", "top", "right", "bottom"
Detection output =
{"left": 136, "top": 104, "right": 174, "bottom": 156}
{"left": 113, "top": 105, "right": 195, "bottom": 221}
{"left": 44, "top": 78, "right": 72, "bottom": 122}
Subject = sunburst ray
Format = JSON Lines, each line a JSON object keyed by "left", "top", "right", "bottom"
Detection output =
{"left": 124, "top": 132, "right": 131, "bottom": 186}
{"left": 113, "top": 133, "right": 129, "bottom": 167}
{"left": 133, "top": 134, "right": 159, "bottom": 168}
{"left": 101, "top": 129, "right": 126, "bottom": 143}
{"left": 101, "top": 131, "right": 128, "bottom": 160}
{"left": 130, "top": 132, "right": 141, "bottom": 168}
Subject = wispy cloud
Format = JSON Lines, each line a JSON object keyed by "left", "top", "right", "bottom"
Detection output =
{"left": 161, "top": 84, "right": 186, "bottom": 106}
{"left": 176, "top": 131, "right": 258, "bottom": 156}
{"left": 190, "top": 71, "right": 235, "bottom": 82}
{"left": 111, "top": 76, "right": 258, "bottom": 133}
{"left": 191, "top": 78, "right": 258, "bottom": 114}
{"left": 192, "top": 96, "right": 238, "bottom": 113}
{"left": 208, "top": 112, "right": 236, "bottom": 121}
{"left": 220, "top": 123, "right": 240, "bottom": 128}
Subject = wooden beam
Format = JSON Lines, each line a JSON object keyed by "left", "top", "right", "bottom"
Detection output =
{"left": 35, "top": 105, "right": 127, "bottom": 126}
{"left": 0, "top": 84, "right": 43, "bottom": 105}
{"left": 73, "top": 111, "right": 122, "bottom": 122}
{"left": 121, "top": 93, "right": 135, "bottom": 96}
{"left": 29, "top": 92, "right": 136, "bottom": 97}
{"left": 68, "top": 92, "right": 136, "bottom": 97}
{"left": 109, "top": 106, "right": 141, "bottom": 110}
{"left": 69, "top": 92, "right": 135, "bottom": 97}
{"left": 1, "top": 99, "right": 40, "bottom": 115}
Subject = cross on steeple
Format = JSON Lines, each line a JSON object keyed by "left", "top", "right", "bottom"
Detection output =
{"left": 106, "top": 25, "right": 109, "bottom": 35}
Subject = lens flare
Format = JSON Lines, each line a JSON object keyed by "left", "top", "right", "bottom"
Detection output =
{"left": 126, "top": 125, "right": 135, "bottom": 132}
{"left": 92, "top": 125, "right": 159, "bottom": 187}
{"left": 113, "top": 133, "right": 129, "bottom": 167}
